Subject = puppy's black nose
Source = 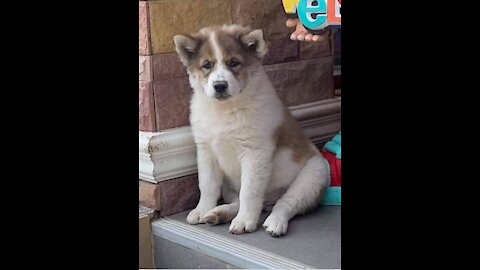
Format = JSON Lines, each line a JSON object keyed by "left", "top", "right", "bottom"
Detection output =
{"left": 213, "top": 81, "right": 228, "bottom": 93}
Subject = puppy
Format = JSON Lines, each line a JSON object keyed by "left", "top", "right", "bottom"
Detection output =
{"left": 174, "top": 25, "right": 329, "bottom": 237}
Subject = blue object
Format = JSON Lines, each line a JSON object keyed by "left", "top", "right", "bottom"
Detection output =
{"left": 324, "top": 131, "right": 341, "bottom": 159}
{"left": 320, "top": 156, "right": 341, "bottom": 205}
{"left": 297, "top": 0, "right": 327, "bottom": 30}
{"left": 320, "top": 187, "right": 341, "bottom": 205}
{"left": 332, "top": 131, "right": 341, "bottom": 144}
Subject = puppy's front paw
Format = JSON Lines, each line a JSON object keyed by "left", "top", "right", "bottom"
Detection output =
{"left": 203, "top": 208, "right": 228, "bottom": 225}
{"left": 186, "top": 208, "right": 207, "bottom": 224}
{"left": 228, "top": 215, "right": 258, "bottom": 234}
{"left": 263, "top": 214, "right": 288, "bottom": 237}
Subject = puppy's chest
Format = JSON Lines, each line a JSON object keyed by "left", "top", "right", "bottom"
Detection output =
{"left": 195, "top": 110, "right": 252, "bottom": 183}
{"left": 211, "top": 135, "right": 243, "bottom": 183}
{"left": 193, "top": 106, "right": 252, "bottom": 143}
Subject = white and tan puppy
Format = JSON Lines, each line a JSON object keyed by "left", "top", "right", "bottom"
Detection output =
{"left": 174, "top": 25, "right": 329, "bottom": 237}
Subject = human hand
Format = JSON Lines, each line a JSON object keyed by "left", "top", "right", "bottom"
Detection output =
{"left": 286, "top": 18, "right": 328, "bottom": 42}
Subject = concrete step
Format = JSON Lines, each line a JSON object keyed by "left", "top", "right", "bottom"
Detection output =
{"left": 151, "top": 206, "right": 341, "bottom": 269}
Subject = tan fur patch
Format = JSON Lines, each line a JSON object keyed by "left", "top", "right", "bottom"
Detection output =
{"left": 274, "top": 109, "right": 315, "bottom": 163}
{"left": 183, "top": 26, "right": 264, "bottom": 86}
{"left": 215, "top": 30, "right": 257, "bottom": 83}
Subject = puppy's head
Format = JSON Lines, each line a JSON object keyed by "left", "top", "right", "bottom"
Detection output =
{"left": 174, "top": 25, "right": 267, "bottom": 101}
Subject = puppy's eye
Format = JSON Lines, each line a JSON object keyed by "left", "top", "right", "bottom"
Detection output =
{"left": 229, "top": 59, "right": 241, "bottom": 68}
{"left": 202, "top": 61, "right": 212, "bottom": 70}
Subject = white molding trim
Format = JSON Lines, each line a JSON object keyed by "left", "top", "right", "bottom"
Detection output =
{"left": 139, "top": 98, "right": 341, "bottom": 184}
{"left": 139, "top": 126, "right": 196, "bottom": 183}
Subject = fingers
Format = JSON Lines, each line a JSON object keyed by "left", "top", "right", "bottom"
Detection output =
{"left": 312, "top": 34, "right": 328, "bottom": 42}
{"left": 287, "top": 19, "right": 330, "bottom": 42}
{"left": 286, "top": 18, "right": 299, "bottom": 28}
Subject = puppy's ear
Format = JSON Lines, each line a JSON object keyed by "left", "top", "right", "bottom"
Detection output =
{"left": 239, "top": 28, "right": 268, "bottom": 59}
{"left": 173, "top": 34, "right": 199, "bottom": 66}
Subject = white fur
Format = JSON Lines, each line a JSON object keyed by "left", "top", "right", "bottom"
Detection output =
{"left": 203, "top": 32, "right": 242, "bottom": 98}
{"left": 185, "top": 27, "right": 329, "bottom": 237}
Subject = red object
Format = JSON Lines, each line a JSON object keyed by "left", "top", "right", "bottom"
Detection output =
{"left": 321, "top": 149, "right": 341, "bottom": 186}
